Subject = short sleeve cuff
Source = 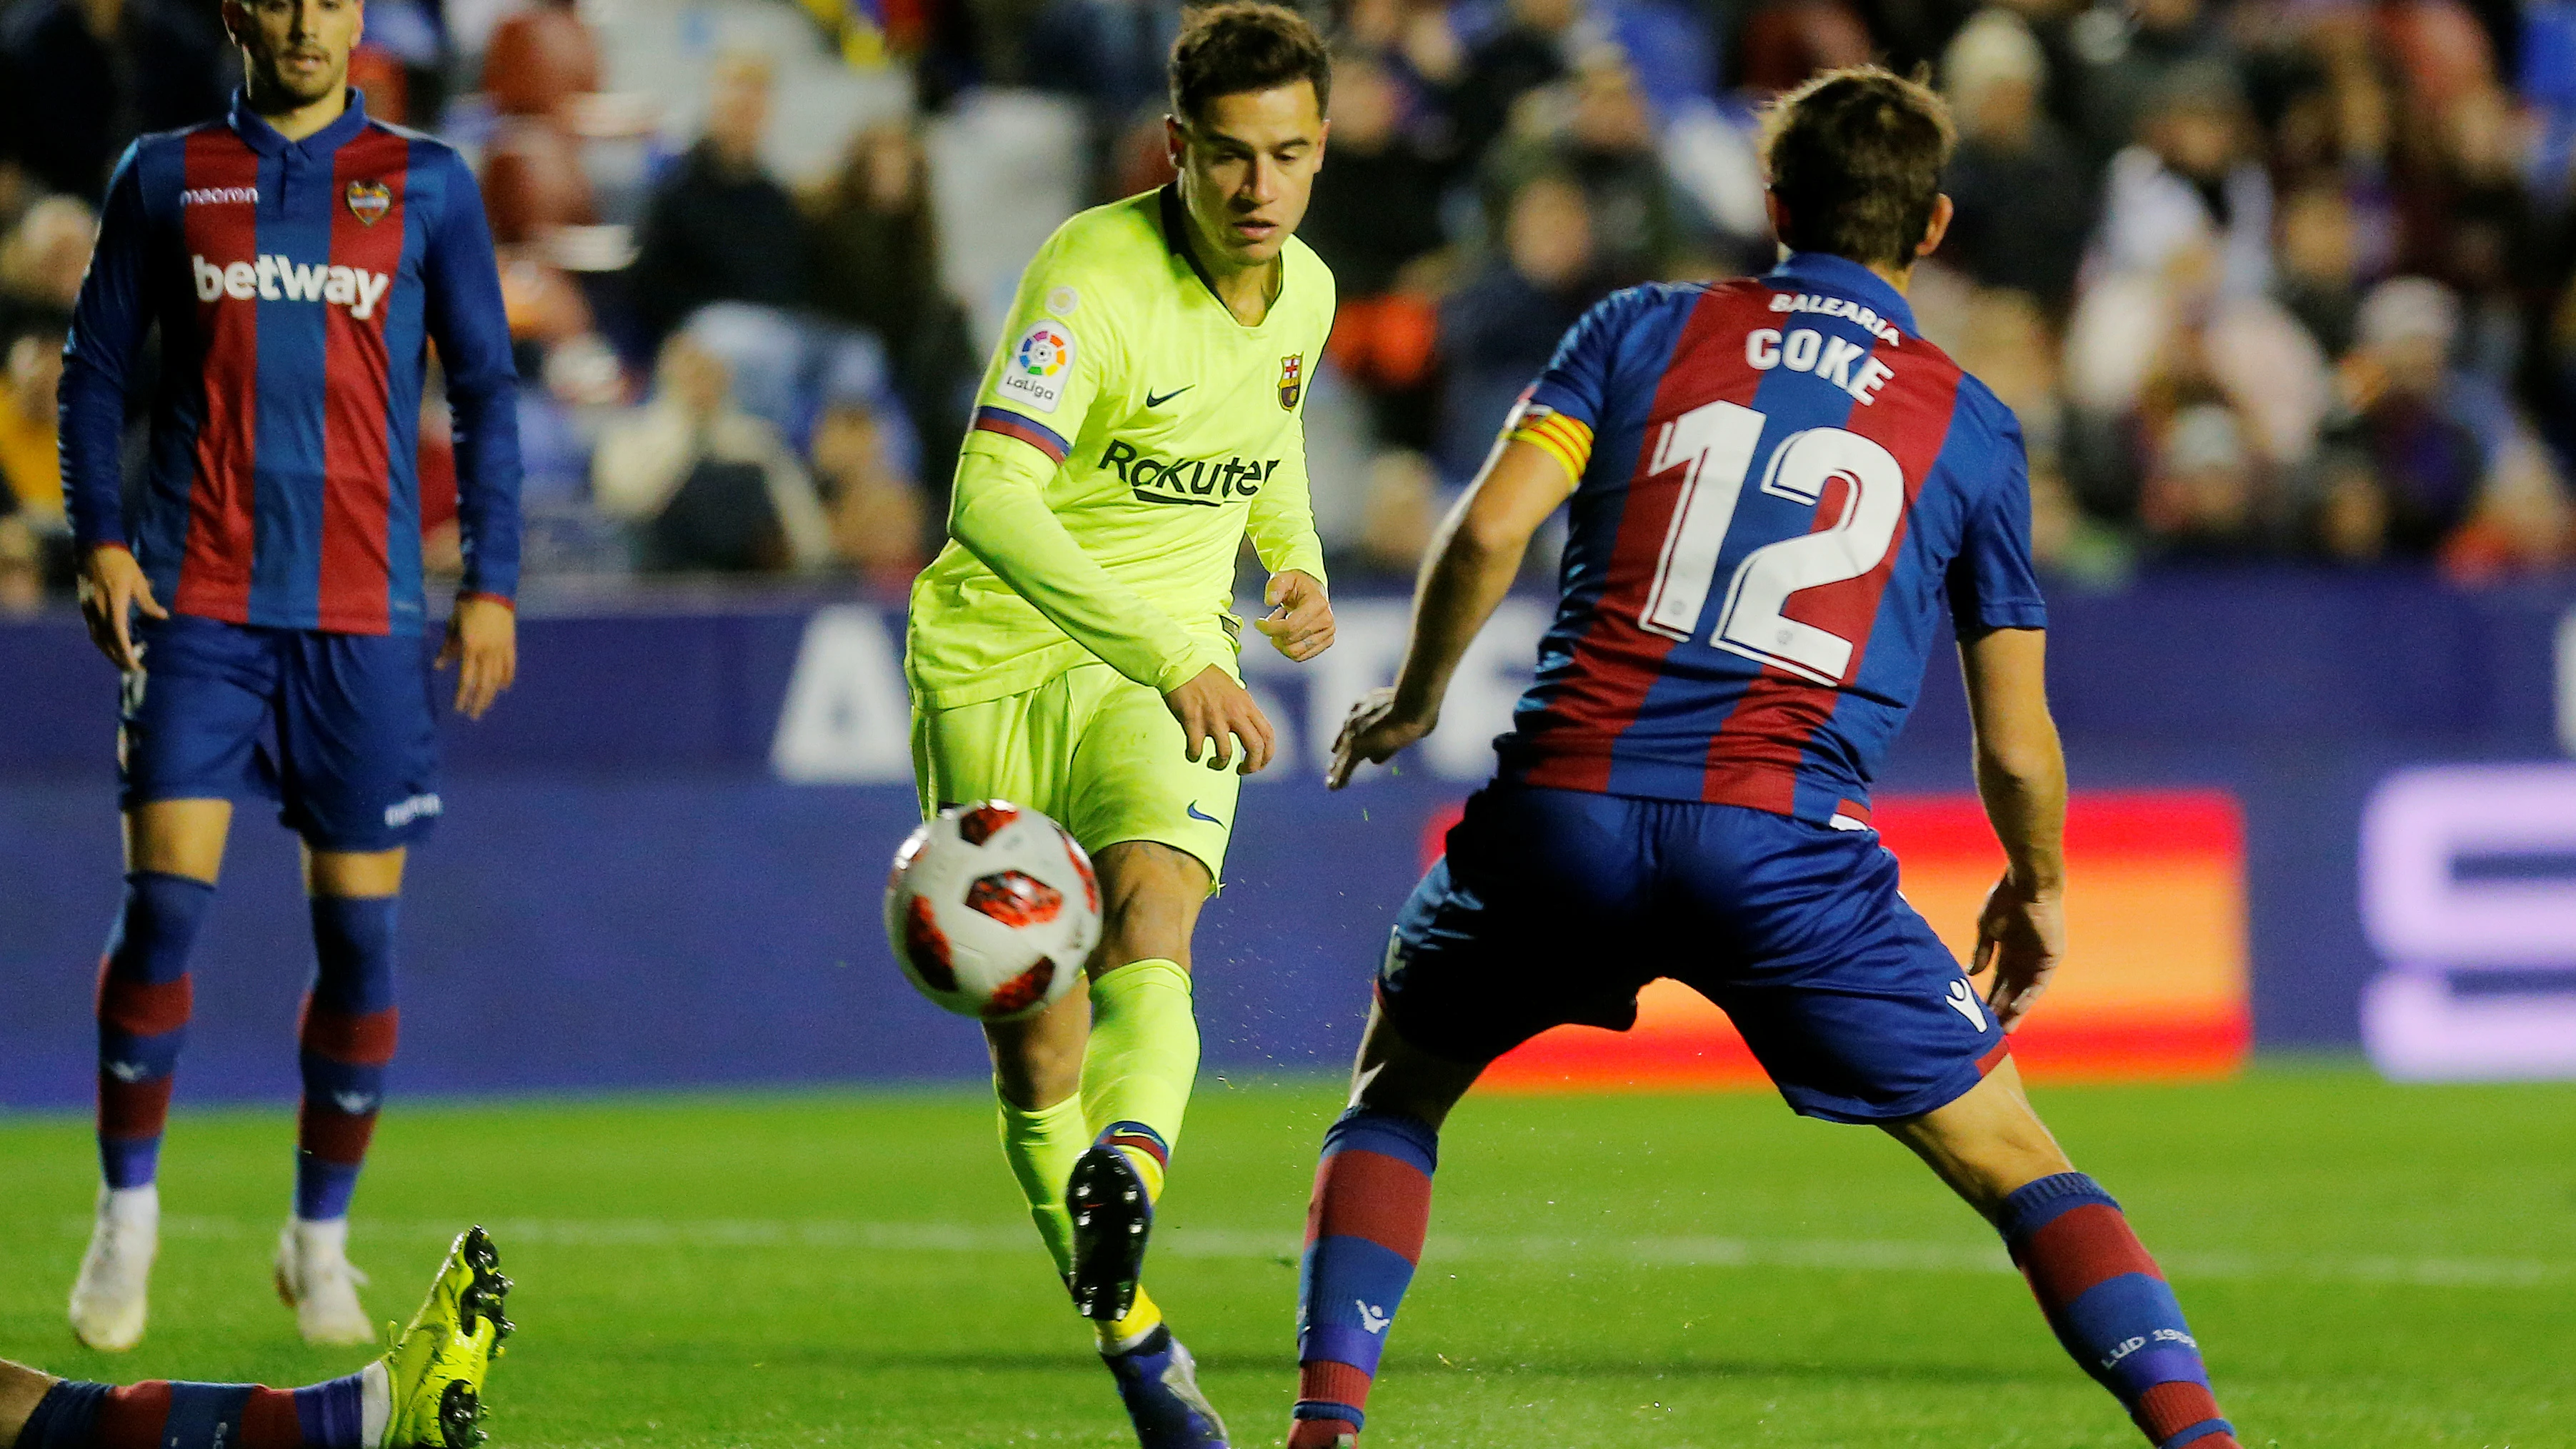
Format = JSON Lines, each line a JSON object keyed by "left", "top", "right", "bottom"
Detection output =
{"left": 1958, "top": 602, "right": 2047, "bottom": 638}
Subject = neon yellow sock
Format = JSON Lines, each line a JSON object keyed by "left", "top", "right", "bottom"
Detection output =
{"left": 1096, "top": 1283, "right": 1166, "bottom": 1353}
{"left": 997, "top": 1086, "right": 1088, "bottom": 1280}
{"left": 1079, "top": 958, "right": 1199, "bottom": 1201}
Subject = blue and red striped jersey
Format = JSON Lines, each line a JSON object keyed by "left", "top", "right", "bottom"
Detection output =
{"left": 1496, "top": 252, "right": 2047, "bottom": 827}
{"left": 59, "top": 91, "right": 520, "bottom": 636}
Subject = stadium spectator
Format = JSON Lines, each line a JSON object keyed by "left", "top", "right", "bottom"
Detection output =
{"left": 1302, "top": 49, "right": 1452, "bottom": 301}
{"left": 1449, "top": 0, "right": 1579, "bottom": 164}
{"left": 0, "top": 0, "right": 235, "bottom": 201}
{"left": 2325, "top": 276, "right": 2517, "bottom": 557}
{"left": 812, "top": 395, "right": 929, "bottom": 591}
{"left": 2086, "top": 59, "right": 2271, "bottom": 300}
{"left": 480, "top": 0, "right": 602, "bottom": 119}
{"left": 631, "top": 51, "right": 809, "bottom": 345}
{"left": 0, "top": 196, "right": 94, "bottom": 341}
{"left": 0, "top": 319, "right": 64, "bottom": 532}
{"left": 2272, "top": 182, "right": 2367, "bottom": 361}
{"left": 1305, "top": 47, "right": 1453, "bottom": 450}
{"left": 804, "top": 122, "right": 979, "bottom": 482}
{"left": 1481, "top": 50, "right": 1698, "bottom": 287}
{"left": 592, "top": 333, "right": 836, "bottom": 574}
{"left": 2137, "top": 400, "right": 2277, "bottom": 560}
{"left": 1433, "top": 171, "right": 1607, "bottom": 482}
{"left": 2061, "top": 0, "right": 2238, "bottom": 183}
{"left": 1938, "top": 9, "right": 2088, "bottom": 310}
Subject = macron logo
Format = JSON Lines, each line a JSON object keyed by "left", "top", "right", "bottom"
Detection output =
{"left": 181, "top": 186, "right": 258, "bottom": 206}
{"left": 191, "top": 253, "right": 391, "bottom": 320}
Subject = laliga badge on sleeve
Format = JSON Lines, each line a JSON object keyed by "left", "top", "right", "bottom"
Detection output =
{"left": 345, "top": 179, "right": 392, "bottom": 226}
{"left": 997, "top": 321, "right": 1075, "bottom": 414}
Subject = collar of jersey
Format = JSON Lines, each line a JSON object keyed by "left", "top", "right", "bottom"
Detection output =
{"left": 1157, "top": 183, "right": 1284, "bottom": 330}
{"left": 226, "top": 86, "right": 373, "bottom": 159}
{"left": 1766, "top": 252, "right": 1917, "bottom": 339}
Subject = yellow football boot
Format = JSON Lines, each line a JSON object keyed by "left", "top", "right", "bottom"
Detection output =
{"left": 381, "top": 1227, "right": 513, "bottom": 1448}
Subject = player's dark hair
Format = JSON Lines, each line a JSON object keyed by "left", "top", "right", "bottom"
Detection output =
{"left": 1169, "top": 1, "right": 1332, "bottom": 129}
{"left": 1759, "top": 66, "right": 1955, "bottom": 272}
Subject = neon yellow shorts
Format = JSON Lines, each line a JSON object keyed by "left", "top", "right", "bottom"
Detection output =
{"left": 911, "top": 662, "right": 1239, "bottom": 887}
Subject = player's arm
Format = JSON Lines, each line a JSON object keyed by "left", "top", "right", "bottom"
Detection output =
{"left": 1949, "top": 392, "right": 2062, "bottom": 1029}
{"left": 419, "top": 149, "right": 524, "bottom": 720}
{"left": 1327, "top": 431, "right": 1577, "bottom": 788}
{"left": 60, "top": 147, "right": 168, "bottom": 670}
{"left": 1960, "top": 627, "right": 2066, "bottom": 1030}
{"left": 949, "top": 439, "right": 1274, "bottom": 773}
{"left": 1246, "top": 431, "right": 1332, "bottom": 663}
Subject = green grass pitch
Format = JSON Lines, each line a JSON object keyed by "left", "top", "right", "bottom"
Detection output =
{"left": 3, "top": 1065, "right": 2570, "bottom": 1447}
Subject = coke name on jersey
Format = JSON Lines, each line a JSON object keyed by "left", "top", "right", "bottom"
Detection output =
{"left": 189, "top": 253, "right": 393, "bottom": 320}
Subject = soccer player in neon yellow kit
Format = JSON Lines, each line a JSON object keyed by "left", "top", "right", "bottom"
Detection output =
{"left": 902, "top": 4, "right": 1337, "bottom": 1442}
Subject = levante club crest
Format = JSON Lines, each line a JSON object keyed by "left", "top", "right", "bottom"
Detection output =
{"left": 1278, "top": 353, "right": 1302, "bottom": 410}
{"left": 345, "top": 179, "right": 391, "bottom": 226}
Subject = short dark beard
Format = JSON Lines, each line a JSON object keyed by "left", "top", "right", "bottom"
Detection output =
{"left": 243, "top": 52, "right": 344, "bottom": 115}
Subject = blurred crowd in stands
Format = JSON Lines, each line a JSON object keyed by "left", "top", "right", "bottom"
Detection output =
{"left": 4, "top": 0, "right": 2575, "bottom": 613}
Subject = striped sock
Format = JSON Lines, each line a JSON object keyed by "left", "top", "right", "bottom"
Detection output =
{"left": 295, "top": 896, "right": 399, "bottom": 1222}
{"left": 95, "top": 872, "right": 212, "bottom": 1190}
{"left": 1999, "top": 1172, "right": 2239, "bottom": 1449}
{"left": 1094, "top": 1120, "right": 1169, "bottom": 1201}
{"left": 16, "top": 1370, "right": 369, "bottom": 1449}
{"left": 1289, "top": 1107, "right": 1439, "bottom": 1448}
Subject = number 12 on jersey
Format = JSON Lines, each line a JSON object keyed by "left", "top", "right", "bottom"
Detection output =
{"left": 1635, "top": 398, "right": 1906, "bottom": 687}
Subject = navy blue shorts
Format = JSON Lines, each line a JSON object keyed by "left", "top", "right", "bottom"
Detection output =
{"left": 1377, "top": 784, "right": 2009, "bottom": 1123}
{"left": 119, "top": 614, "right": 443, "bottom": 852}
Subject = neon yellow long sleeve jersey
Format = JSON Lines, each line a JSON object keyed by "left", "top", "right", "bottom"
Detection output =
{"left": 904, "top": 186, "right": 1334, "bottom": 711}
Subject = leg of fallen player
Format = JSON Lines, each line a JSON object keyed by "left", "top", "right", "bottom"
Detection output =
{"left": 1885, "top": 1061, "right": 2245, "bottom": 1449}
{"left": 2, "top": 1225, "right": 511, "bottom": 1449}
{"left": 1285, "top": 1003, "right": 1484, "bottom": 1449}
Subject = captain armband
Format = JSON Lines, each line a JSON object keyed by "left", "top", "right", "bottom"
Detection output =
{"left": 1503, "top": 401, "right": 1594, "bottom": 482}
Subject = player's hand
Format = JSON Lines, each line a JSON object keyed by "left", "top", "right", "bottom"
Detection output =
{"left": 1327, "top": 686, "right": 1434, "bottom": 790}
{"left": 78, "top": 544, "right": 169, "bottom": 672}
{"left": 1970, "top": 870, "right": 2065, "bottom": 1031}
{"left": 1254, "top": 569, "right": 1334, "bottom": 662}
{"left": 437, "top": 594, "right": 519, "bottom": 721}
{"left": 1164, "top": 664, "right": 1274, "bottom": 775}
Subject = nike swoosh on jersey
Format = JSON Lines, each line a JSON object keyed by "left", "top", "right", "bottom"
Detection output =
{"left": 1145, "top": 386, "right": 1194, "bottom": 407}
{"left": 1186, "top": 802, "right": 1223, "bottom": 825}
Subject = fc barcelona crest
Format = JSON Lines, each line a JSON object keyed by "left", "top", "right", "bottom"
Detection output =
{"left": 345, "top": 179, "right": 391, "bottom": 226}
{"left": 1278, "top": 353, "right": 1302, "bottom": 411}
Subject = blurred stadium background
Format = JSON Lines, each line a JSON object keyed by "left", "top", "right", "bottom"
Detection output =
{"left": 4, "top": 0, "right": 2576, "bottom": 1440}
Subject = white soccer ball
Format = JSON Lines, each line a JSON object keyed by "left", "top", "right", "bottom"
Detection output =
{"left": 885, "top": 800, "right": 1101, "bottom": 1021}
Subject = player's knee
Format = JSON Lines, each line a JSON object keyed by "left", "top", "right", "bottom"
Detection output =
{"left": 125, "top": 799, "right": 233, "bottom": 880}
{"left": 1090, "top": 843, "right": 1209, "bottom": 970}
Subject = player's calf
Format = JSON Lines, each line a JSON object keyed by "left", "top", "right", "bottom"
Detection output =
{"left": 72, "top": 870, "right": 213, "bottom": 1352}
{"left": 1287, "top": 1107, "right": 1440, "bottom": 1449}
{"left": 1998, "top": 1174, "right": 2240, "bottom": 1449}
{"left": 1889, "top": 1067, "right": 2240, "bottom": 1448}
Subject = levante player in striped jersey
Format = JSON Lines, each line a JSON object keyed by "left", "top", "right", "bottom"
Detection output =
{"left": 1300, "top": 69, "right": 2245, "bottom": 1449}
{"left": 58, "top": 0, "right": 520, "bottom": 1355}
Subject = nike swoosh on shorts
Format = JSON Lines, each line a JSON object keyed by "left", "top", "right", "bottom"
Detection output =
{"left": 1186, "top": 802, "right": 1222, "bottom": 825}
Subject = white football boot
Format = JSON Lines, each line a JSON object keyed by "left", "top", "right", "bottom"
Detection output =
{"left": 276, "top": 1217, "right": 377, "bottom": 1345}
{"left": 69, "top": 1184, "right": 159, "bottom": 1351}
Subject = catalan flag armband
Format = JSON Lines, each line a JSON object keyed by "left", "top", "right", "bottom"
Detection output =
{"left": 1504, "top": 400, "right": 1594, "bottom": 483}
